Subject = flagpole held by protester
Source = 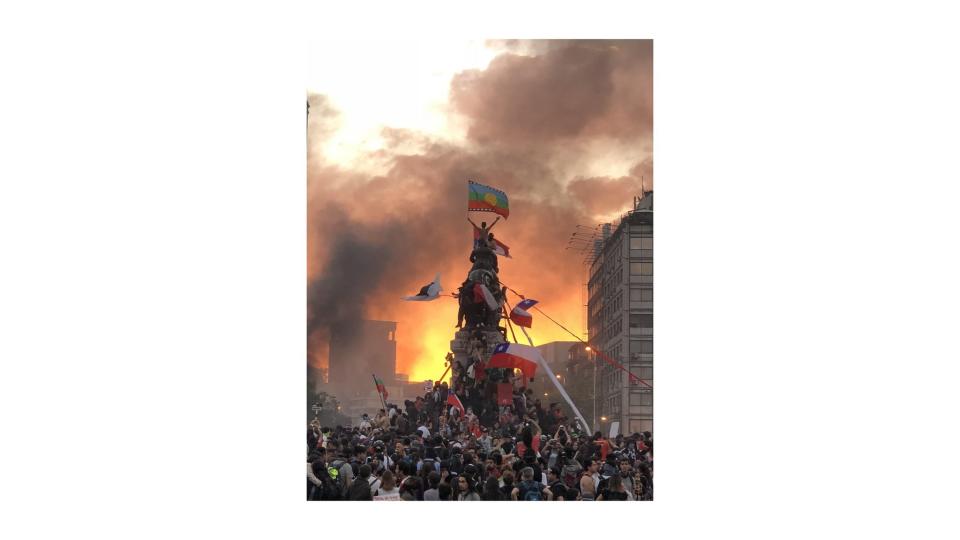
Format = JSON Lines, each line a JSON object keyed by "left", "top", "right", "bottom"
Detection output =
{"left": 372, "top": 374, "right": 388, "bottom": 411}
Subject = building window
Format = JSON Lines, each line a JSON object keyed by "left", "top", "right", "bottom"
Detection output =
{"left": 629, "top": 236, "right": 653, "bottom": 250}
{"left": 629, "top": 390, "right": 653, "bottom": 406}
{"left": 630, "top": 339, "right": 653, "bottom": 354}
{"left": 629, "top": 314, "right": 653, "bottom": 328}
{"left": 629, "top": 288, "right": 653, "bottom": 302}
{"left": 630, "top": 262, "right": 653, "bottom": 275}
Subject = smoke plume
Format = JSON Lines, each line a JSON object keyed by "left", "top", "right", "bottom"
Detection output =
{"left": 308, "top": 40, "right": 653, "bottom": 382}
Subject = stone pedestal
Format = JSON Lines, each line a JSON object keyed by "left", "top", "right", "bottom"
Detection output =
{"left": 449, "top": 328, "right": 506, "bottom": 368}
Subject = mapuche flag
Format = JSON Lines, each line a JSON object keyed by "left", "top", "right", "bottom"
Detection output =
{"left": 488, "top": 342, "right": 539, "bottom": 380}
{"left": 510, "top": 298, "right": 538, "bottom": 328}
{"left": 472, "top": 224, "right": 511, "bottom": 258}
{"left": 447, "top": 393, "right": 465, "bottom": 417}
{"left": 373, "top": 374, "right": 388, "bottom": 399}
{"left": 468, "top": 180, "right": 509, "bottom": 219}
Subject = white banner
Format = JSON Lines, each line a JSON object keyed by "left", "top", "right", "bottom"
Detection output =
{"left": 519, "top": 326, "right": 591, "bottom": 433}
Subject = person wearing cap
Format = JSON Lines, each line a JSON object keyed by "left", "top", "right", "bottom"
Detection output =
{"left": 478, "top": 428, "right": 492, "bottom": 454}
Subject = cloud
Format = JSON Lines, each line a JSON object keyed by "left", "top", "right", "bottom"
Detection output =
{"left": 566, "top": 156, "right": 654, "bottom": 216}
{"left": 450, "top": 40, "right": 652, "bottom": 146}
{"left": 308, "top": 40, "right": 653, "bottom": 382}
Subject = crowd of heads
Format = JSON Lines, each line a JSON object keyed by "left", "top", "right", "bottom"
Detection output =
{"left": 307, "top": 384, "right": 653, "bottom": 501}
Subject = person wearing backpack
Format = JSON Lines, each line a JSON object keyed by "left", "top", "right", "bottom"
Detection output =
{"left": 327, "top": 455, "right": 352, "bottom": 499}
{"left": 546, "top": 467, "right": 569, "bottom": 501}
{"left": 561, "top": 448, "right": 583, "bottom": 494}
{"left": 309, "top": 459, "right": 343, "bottom": 501}
{"left": 511, "top": 467, "right": 553, "bottom": 501}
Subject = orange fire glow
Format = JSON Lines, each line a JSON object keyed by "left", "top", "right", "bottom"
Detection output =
{"left": 307, "top": 40, "right": 651, "bottom": 387}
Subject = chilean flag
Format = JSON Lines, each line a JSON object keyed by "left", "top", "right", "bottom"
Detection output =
{"left": 510, "top": 298, "right": 538, "bottom": 328}
{"left": 447, "top": 393, "right": 465, "bottom": 417}
{"left": 488, "top": 342, "right": 539, "bottom": 380}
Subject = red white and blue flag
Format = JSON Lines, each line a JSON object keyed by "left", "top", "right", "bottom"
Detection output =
{"left": 510, "top": 298, "right": 538, "bottom": 328}
{"left": 447, "top": 393, "right": 465, "bottom": 417}
{"left": 488, "top": 342, "right": 539, "bottom": 380}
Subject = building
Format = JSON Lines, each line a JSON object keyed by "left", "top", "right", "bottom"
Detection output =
{"left": 328, "top": 320, "right": 397, "bottom": 419}
{"left": 587, "top": 192, "right": 653, "bottom": 435}
{"left": 529, "top": 341, "right": 578, "bottom": 418}
{"left": 536, "top": 341, "right": 578, "bottom": 373}
{"left": 564, "top": 342, "right": 594, "bottom": 429}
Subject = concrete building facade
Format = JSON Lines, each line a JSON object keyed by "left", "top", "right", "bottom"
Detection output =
{"left": 587, "top": 192, "right": 653, "bottom": 436}
{"left": 328, "top": 320, "right": 397, "bottom": 419}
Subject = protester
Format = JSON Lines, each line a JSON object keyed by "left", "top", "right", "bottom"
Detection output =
{"left": 547, "top": 467, "right": 568, "bottom": 501}
{"left": 304, "top": 362, "right": 653, "bottom": 502}
{"left": 455, "top": 476, "right": 482, "bottom": 501}
{"left": 579, "top": 459, "right": 601, "bottom": 501}
{"left": 481, "top": 476, "right": 501, "bottom": 501}
{"left": 597, "top": 474, "right": 629, "bottom": 501}
{"left": 423, "top": 471, "right": 441, "bottom": 501}
{"left": 512, "top": 467, "right": 553, "bottom": 501}
{"left": 373, "top": 469, "right": 401, "bottom": 500}
{"left": 347, "top": 464, "right": 373, "bottom": 500}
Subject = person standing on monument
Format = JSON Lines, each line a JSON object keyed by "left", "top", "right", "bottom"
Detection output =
{"left": 468, "top": 216, "right": 500, "bottom": 249}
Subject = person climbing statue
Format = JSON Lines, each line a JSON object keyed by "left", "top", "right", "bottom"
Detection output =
{"left": 468, "top": 216, "right": 500, "bottom": 249}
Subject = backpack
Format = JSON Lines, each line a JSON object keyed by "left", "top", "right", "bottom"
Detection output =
{"left": 596, "top": 475, "right": 610, "bottom": 495}
{"left": 310, "top": 466, "right": 342, "bottom": 501}
{"left": 326, "top": 460, "right": 347, "bottom": 494}
{"left": 520, "top": 480, "right": 542, "bottom": 501}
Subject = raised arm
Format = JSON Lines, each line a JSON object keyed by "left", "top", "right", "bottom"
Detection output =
{"left": 467, "top": 217, "right": 479, "bottom": 229}
{"left": 487, "top": 216, "right": 501, "bottom": 231}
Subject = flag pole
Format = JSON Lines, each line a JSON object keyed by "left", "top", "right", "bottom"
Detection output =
{"left": 518, "top": 326, "right": 591, "bottom": 433}
{"left": 372, "top": 374, "right": 387, "bottom": 411}
{"left": 501, "top": 298, "right": 520, "bottom": 343}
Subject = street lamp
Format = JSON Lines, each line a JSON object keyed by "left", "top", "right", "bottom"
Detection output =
{"left": 600, "top": 416, "right": 608, "bottom": 422}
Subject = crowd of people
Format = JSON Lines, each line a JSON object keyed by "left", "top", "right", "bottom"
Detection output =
{"left": 306, "top": 388, "right": 653, "bottom": 501}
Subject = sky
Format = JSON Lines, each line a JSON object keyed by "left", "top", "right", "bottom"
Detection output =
{"left": 307, "top": 39, "right": 652, "bottom": 383}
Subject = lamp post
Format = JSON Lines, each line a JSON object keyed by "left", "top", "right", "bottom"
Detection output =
{"left": 587, "top": 345, "right": 597, "bottom": 432}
